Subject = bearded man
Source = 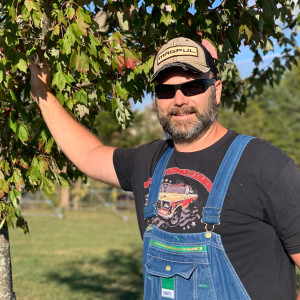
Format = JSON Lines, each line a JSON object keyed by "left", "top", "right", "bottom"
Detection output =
{"left": 30, "top": 37, "right": 300, "bottom": 300}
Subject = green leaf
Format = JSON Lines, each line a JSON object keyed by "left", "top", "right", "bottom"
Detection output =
{"left": 26, "top": 166, "right": 41, "bottom": 184}
{"left": 19, "top": 157, "right": 29, "bottom": 169}
{"left": 160, "top": 12, "right": 172, "bottom": 26}
{"left": 89, "top": 57, "right": 100, "bottom": 74}
{"left": 17, "top": 123, "right": 29, "bottom": 142}
{"left": 226, "top": 26, "right": 239, "bottom": 45}
{"left": 9, "top": 189, "right": 21, "bottom": 217}
{"left": 239, "top": 12, "right": 253, "bottom": 41}
{"left": 74, "top": 90, "right": 88, "bottom": 105}
{"left": 9, "top": 114, "right": 17, "bottom": 133}
{"left": 9, "top": 5, "right": 16, "bottom": 19}
{"left": 24, "top": 0, "right": 40, "bottom": 12}
{"left": 16, "top": 57, "right": 28, "bottom": 73}
{"left": 57, "top": 9, "right": 67, "bottom": 26}
{"left": 53, "top": 24, "right": 60, "bottom": 35}
{"left": 38, "top": 159, "right": 48, "bottom": 176}
{"left": 76, "top": 7, "right": 92, "bottom": 24}
{"left": 57, "top": 173, "right": 69, "bottom": 188}
{"left": 0, "top": 62, "right": 5, "bottom": 83}
{"left": 0, "top": 161, "right": 10, "bottom": 176}
{"left": 115, "top": 81, "right": 128, "bottom": 100}
{"left": 87, "top": 34, "right": 101, "bottom": 57}
{"left": 8, "top": 168, "right": 24, "bottom": 191}
{"left": 66, "top": 7, "right": 75, "bottom": 20}
{"left": 52, "top": 65, "right": 75, "bottom": 91}
{"left": 142, "top": 56, "right": 155, "bottom": 75}
{"left": 44, "top": 138, "right": 54, "bottom": 153}
{"left": 0, "top": 179, "right": 9, "bottom": 197}
{"left": 32, "top": 11, "right": 43, "bottom": 28}
{"left": 42, "top": 177, "right": 55, "bottom": 196}
{"left": 76, "top": 19, "right": 89, "bottom": 36}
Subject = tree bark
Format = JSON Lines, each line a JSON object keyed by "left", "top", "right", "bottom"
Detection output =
{"left": 0, "top": 224, "right": 16, "bottom": 300}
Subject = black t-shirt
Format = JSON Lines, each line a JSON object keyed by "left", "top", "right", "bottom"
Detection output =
{"left": 113, "top": 129, "right": 300, "bottom": 300}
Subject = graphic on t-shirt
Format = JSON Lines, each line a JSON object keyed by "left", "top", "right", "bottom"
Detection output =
{"left": 144, "top": 168, "right": 213, "bottom": 232}
{"left": 156, "top": 182, "right": 197, "bottom": 225}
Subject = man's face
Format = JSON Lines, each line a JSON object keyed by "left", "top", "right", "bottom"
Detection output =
{"left": 155, "top": 68, "right": 221, "bottom": 144}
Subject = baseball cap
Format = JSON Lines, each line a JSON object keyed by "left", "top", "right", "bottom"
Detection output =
{"left": 151, "top": 37, "right": 218, "bottom": 82}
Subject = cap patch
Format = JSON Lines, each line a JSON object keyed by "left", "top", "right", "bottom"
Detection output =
{"left": 157, "top": 46, "right": 198, "bottom": 65}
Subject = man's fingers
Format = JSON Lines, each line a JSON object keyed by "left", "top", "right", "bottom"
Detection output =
{"left": 27, "top": 55, "right": 49, "bottom": 70}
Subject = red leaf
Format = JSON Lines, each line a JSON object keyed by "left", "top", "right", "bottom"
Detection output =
{"left": 125, "top": 57, "right": 136, "bottom": 70}
{"left": 4, "top": 108, "right": 10, "bottom": 118}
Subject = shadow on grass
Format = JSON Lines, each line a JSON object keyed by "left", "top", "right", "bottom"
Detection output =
{"left": 297, "top": 268, "right": 300, "bottom": 290}
{"left": 46, "top": 248, "right": 143, "bottom": 300}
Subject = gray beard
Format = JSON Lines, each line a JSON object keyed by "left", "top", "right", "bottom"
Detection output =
{"left": 157, "top": 92, "right": 219, "bottom": 144}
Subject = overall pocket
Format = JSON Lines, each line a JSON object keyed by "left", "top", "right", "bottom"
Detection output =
{"left": 144, "top": 239, "right": 216, "bottom": 300}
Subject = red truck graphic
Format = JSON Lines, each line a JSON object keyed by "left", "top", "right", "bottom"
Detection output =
{"left": 156, "top": 183, "right": 197, "bottom": 225}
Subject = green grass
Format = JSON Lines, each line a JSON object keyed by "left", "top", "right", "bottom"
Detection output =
{"left": 9, "top": 209, "right": 300, "bottom": 299}
{"left": 10, "top": 209, "right": 143, "bottom": 300}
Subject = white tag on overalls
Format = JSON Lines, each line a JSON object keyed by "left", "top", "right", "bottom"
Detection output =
{"left": 162, "top": 278, "right": 175, "bottom": 299}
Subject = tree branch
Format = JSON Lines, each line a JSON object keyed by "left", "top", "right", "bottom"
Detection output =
{"left": 39, "top": 0, "right": 53, "bottom": 58}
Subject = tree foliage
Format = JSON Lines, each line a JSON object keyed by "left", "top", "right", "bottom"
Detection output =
{"left": 0, "top": 0, "right": 300, "bottom": 231}
{"left": 219, "top": 58, "right": 300, "bottom": 166}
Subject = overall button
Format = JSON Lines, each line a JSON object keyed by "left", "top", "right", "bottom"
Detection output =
{"left": 205, "top": 231, "right": 212, "bottom": 239}
{"left": 165, "top": 265, "right": 171, "bottom": 271}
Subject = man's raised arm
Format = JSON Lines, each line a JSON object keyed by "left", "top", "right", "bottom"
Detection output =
{"left": 29, "top": 60, "right": 120, "bottom": 187}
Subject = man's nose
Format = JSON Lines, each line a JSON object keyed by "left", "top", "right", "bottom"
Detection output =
{"left": 173, "top": 89, "right": 189, "bottom": 106}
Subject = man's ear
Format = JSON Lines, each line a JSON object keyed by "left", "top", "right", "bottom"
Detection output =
{"left": 215, "top": 80, "right": 222, "bottom": 105}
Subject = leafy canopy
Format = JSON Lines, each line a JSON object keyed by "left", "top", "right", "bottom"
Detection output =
{"left": 0, "top": 0, "right": 299, "bottom": 231}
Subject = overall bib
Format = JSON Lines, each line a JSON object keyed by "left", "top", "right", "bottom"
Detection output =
{"left": 143, "top": 135, "right": 254, "bottom": 300}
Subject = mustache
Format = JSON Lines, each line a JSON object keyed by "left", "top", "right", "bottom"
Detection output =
{"left": 167, "top": 106, "right": 198, "bottom": 116}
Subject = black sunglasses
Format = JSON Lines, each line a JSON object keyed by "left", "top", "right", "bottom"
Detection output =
{"left": 155, "top": 79, "right": 216, "bottom": 99}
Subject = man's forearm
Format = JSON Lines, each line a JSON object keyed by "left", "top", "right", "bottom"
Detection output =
{"left": 37, "top": 91, "right": 119, "bottom": 186}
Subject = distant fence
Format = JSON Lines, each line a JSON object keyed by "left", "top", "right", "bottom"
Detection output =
{"left": 20, "top": 188, "right": 135, "bottom": 221}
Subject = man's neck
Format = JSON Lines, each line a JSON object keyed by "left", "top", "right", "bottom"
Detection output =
{"left": 173, "top": 122, "right": 228, "bottom": 152}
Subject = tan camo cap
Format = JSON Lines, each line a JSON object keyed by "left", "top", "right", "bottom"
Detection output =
{"left": 151, "top": 37, "right": 217, "bottom": 82}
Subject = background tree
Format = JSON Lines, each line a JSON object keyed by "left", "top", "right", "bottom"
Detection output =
{"left": 0, "top": 0, "right": 300, "bottom": 298}
{"left": 94, "top": 105, "right": 164, "bottom": 148}
{"left": 219, "top": 58, "right": 300, "bottom": 166}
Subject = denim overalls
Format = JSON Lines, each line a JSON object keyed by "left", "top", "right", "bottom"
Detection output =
{"left": 143, "top": 135, "right": 254, "bottom": 300}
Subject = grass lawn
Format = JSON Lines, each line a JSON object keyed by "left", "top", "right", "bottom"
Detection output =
{"left": 9, "top": 208, "right": 300, "bottom": 299}
{"left": 10, "top": 209, "right": 143, "bottom": 300}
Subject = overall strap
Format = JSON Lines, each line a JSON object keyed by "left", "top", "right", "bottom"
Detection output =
{"left": 202, "top": 135, "right": 255, "bottom": 226}
{"left": 144, "top": 146, "right": 174, "bottom": 220}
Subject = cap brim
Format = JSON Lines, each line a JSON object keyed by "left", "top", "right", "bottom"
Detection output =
{"left": 151, "top": 62, "right": 204, "bottom": 83}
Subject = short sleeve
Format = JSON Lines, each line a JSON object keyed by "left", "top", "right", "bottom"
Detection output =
{"left": 113, "top": 147, "right": 137, "bottom": 191}
{"left": 113, "top": 140, "right": 170, "bottom": 192}
{"left": 267, "top": 161, "right": 300, "bottom": 254}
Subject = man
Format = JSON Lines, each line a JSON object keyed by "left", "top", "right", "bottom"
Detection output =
{"left": 30, "top": 37, "right": 300, "bottom": 299}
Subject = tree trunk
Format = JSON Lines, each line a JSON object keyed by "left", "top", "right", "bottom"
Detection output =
{"left": 59, "top": 186, "right": 70, "bottom": 208}
{"left": 0, "top": 223, "right": 16, "bottom": 300}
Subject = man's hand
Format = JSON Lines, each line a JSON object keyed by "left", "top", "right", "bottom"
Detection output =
{"left": 28, "top": 57, "right": 51, "bottom": 103}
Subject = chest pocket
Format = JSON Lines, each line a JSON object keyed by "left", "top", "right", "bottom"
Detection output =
{"left": 145, "top": 239, "right": 209, "bottom": 279}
